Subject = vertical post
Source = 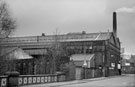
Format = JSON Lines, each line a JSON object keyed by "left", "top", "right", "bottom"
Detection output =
{"left": 83, "top": 61, "right": 87, "bottom": 79}
{"left": 84, "top": 67, "right": 86, "bottom": 79}
{"left": 103, "top": 40, "right": 108, "bottom": 77}
{"left": 102, "top": 54, "right": 106, "bottom": 77}
{"left": 5, "top": 71, "right": 20, "bottom": 87}
{"left": 103, "top": 41, "right": 106, "bottom": 77}
{"left": 83, "top": 44, "right": 87, "bottom": 79}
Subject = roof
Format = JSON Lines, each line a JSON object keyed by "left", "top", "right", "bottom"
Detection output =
{"left": 0, "top": 47, "right": 33, "bottom": 59}
{"left": 24, "top": 49, "right": 47, "bottom": 55}
{"left": 60, "top": 32, "right": 111, "bottom": 42}
{"left": 0, "top": 47, "right": 18, "bottom": 57}
{"left": 70, "top": 54, "right": 94, "bottom": 67}
{"left": 0, "top": 32, "right": 112, "bottom": 44}
{"left": 13, "top": 48, "right": 33, "bottom": 59}
{"left": 130, "top": 55, "right": 135, "bottom": 63}
{"left": 70, "top": 54, "right": 94, "bottom": 61}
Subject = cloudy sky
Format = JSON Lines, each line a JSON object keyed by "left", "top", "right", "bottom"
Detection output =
{"left": 5, "top": 0, "right": 135, "bottom": 55}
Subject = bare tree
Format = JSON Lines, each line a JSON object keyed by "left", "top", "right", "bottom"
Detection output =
{"left": 47, "top": 30, "right": 61, "bottom": 74}
{"left": 0, "top": 0, "right": 16, "bottom": 75}
{"left": 47, "top": 29, "right": 69, "bottom": 74}
{"left": 0, "top": 0, "right": 16, "bottom": 38}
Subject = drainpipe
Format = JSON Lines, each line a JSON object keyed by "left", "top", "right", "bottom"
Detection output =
{"left": 103, "top": 40, "right": 107, "bottom": 77}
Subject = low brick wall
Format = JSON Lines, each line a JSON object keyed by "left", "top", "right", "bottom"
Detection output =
{"left": 0, "top": 73, "right": 66, "bottom": 87}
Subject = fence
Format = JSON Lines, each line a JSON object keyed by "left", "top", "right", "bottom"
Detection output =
{"left": 122, "top": 66, "right": 135, "bottom": 74}
{"left": 0, "top": 73, "right": 65, "bottom": 87}
{"left": 83, "top": 68, "right": 102, "bottom": 79}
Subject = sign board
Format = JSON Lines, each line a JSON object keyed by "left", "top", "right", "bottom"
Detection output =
{"left": 117, "top": 64, "right": 121, "bottom": 69}
{"left": 111, "top": 63, "right": 115, "bottom": 67}
{"left": 125, "top": 63, "right": 130, "bottom": 66}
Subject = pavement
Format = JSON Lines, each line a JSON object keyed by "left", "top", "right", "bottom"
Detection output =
{"left": 26, "top": 74, "right": 126, "bottom": 87}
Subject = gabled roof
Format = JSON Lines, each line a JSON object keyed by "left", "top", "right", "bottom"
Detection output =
{"left": 70, "top": 54, "right": 94, "bottom": 67}
{"left": 0, "top": 47, "right": 33, "bottom": 59}
{"left": 13, "top": 48, "right": 33, "bottom": 59}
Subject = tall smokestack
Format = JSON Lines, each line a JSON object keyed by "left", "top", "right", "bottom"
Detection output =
{"left": 113, "top": 12, "right": 117, "bottom": 37}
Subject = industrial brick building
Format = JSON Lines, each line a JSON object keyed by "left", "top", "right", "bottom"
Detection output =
{"left": 0, "top": 12, "right": 121, "bottom": 77}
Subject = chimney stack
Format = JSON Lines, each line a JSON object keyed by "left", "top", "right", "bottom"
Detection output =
{"left": 113, "top": 12, "right": 117, "bottom": 37}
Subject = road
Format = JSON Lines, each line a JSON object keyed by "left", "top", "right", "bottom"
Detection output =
{"left": 61, "top": 74, "right": 135, "bottom": 87}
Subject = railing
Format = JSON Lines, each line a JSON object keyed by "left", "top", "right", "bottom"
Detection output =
{"left": 0, "top": 76, "right": 8, "bottom": 87}
{"left": 18, "top": 74, "right": 65, "bottom": 86}
{"left": 0, "top": 73, "right": 65, "bottom": 87}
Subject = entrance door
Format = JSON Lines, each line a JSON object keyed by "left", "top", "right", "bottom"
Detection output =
{"left": 76, "top": 68, "right": 82, "bottom": 80}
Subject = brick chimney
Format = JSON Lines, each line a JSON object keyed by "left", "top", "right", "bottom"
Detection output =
{"left": 113, "top": 12, "right": 117, "bottom": 37}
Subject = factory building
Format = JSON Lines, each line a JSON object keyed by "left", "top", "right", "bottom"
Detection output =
{"left": 0, "top": 12, "right": 121, "bottom": 77}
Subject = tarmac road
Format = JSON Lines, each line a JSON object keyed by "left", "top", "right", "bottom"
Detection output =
{"left": 60, "top": 74, "right": 135, "bottom": 87}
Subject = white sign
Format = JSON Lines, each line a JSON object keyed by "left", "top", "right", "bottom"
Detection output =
{"left": 117, "top": 64, "right": 121, "bottom": 69}
{"left": 125, "top": 63, "right": 130, "bottom": 66}
{"left": 111, "top": 63, "right": 115, "bottom": 67}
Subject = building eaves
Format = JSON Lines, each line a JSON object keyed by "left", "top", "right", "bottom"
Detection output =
{"left": 0, "top": 32, "right": 112, "bottom": 44}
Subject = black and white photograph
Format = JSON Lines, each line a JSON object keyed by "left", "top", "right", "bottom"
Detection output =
{"left": 0, "top": 0, "right": 135, "bottom": 87}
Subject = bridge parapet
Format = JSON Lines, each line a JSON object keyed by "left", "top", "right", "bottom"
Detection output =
{"left": 0, "top": 73, "right": 65, "bottom": 87}
{"left": 0, "top": 76, "right": 8, "bottom": 87}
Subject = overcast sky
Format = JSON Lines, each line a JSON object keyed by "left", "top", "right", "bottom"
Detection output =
{"left": 5, "top": 0, "right": 135, "bottom": 55}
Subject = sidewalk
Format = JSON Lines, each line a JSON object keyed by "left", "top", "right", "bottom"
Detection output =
{"left": 26, "top": 75, "right": 125, "bottom": 87}
{"left": 43, "top": 77, "right": 105, "bottom": 87}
